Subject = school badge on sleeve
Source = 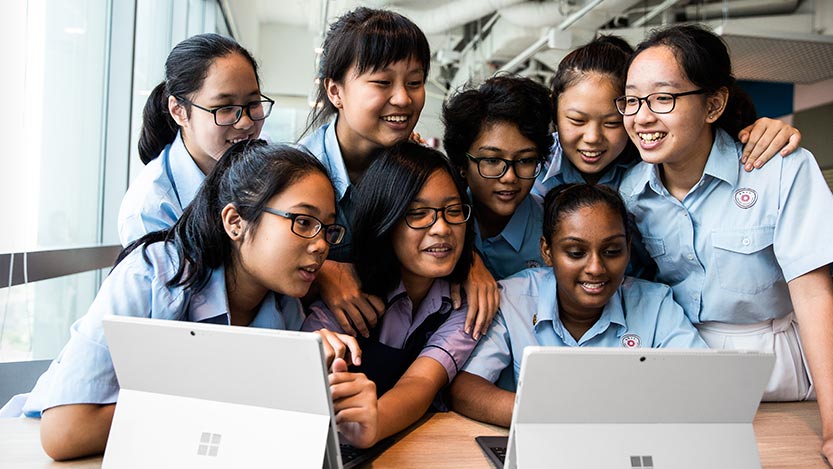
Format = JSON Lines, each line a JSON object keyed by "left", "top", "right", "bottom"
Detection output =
{"left": 733, "top": 188, "right": 757, "bottom": 209}
{"left": 621, "top": 333, "right": 641, "bottom": 348}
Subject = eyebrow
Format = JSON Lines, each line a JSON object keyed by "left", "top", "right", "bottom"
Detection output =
{"left": 476, "top": 145, "right": 538, "bottom": 155}
{"left": 625, "top": 80, "right": 682, "bottom": 91}
{"left": 411, "top": 195, "right": 462, "bottom": 205}
{"left": 557, "top": 233, "right": 627, "bottom": 243}
{"left": 287, "top": 203, "right": 326, "bottom": 217}
{"left": 207, "top": 90, "right": 260, "bottom": 101}
{"left": 565, "top": 109, "right": 623, "bottom": 119}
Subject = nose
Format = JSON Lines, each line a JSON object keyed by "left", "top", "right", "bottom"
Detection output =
{"left": 234, "top": 110, "right": 255, "bottom": 130}
{"left": 583, "top": 122, "right": 602, "bottom": 144}
{"left": 389, "top": 83, "right": 412, "bottom": 107}
{"left": 585, "top": 252, "right": 606, "bottom": 276}
{"left": 429, "top": 212, "right": 454, "bottom": 236}
{"left": 499, "top": 162, "right": 519, "bottom": 184}
{"left": 632, "top": 99, "right": 656, "bottom": 126}
{"left": 309, "top": 230, "right": 330, "bottom": 255}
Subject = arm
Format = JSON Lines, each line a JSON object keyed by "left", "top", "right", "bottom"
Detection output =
{"left": 40, "top": 404, "right": 115, "bottom": 461}
{"left": 449, "top": 371, "right": 514, "bottom": 427}
{"left": 373, "top": 357, "right": 449, "bottom": 443}
{"left": 738, "top": 118, "right": 801, "bottom": 171}
{"left": 787, "top": 266, "right": 833, "bottom": 463}
{"left": 450, "top": 252, "right": 499, "bottom": 340}
{"left": 313, "top": 260, "right": 384, "bottom": 337}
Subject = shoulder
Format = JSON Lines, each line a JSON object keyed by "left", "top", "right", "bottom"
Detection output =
{"left": 297, "top": 123, "right": 331, "bottom": 160}
{"left": 619, "top": 161, "right": 652, "bottom": 197}
{"left": 500, "top": 267, "right": 551, "bottom": 297}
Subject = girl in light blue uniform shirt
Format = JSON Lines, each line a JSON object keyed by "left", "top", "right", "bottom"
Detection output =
{"left": 450, "top": 184, "right": 706, "bottom": 427}
{"left": 442, "top": 75, "right": 551, "bottom": 281}
{"left": 532, "top": 35, "right": 801, "bottom": 199}
{"left": 118, "top": 33, "right": 272, "bottom": 246}
{"left": 617, "top": 25, "right": 833, "bottom": 461}
{"left": 299, "top": 7, "right": 498, "bottom": 341}
{"left": 23, "top": 142, "right": 378, "bottom": 461}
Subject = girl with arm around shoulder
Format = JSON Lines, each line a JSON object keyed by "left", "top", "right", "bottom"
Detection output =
{"left": 617, "top": 24, "right": 833, "bottom": 461}
{"left": 303, "top": 142, "right": 480, "bottom": 446}
{"left": 24, "top": 141, "right": 375, "bottom": 460}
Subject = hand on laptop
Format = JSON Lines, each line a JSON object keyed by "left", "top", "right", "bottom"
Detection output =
{"left": 329, "top": 358, "right": 379, "bottom": 449}
{"left": 315, "top": 329, "right": 362, "bottom": 370}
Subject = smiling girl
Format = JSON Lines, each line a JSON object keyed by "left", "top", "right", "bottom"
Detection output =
{"left": 118, "top": 33, "right": 271, "bottom": 246}
{"left": 24, "top": 142, "right": 376, "bottom": 460}
{"left": 301, "top": 7, "right": 497, "bottom": 340}
{"left": 303, "top": 142, "right": 479, "bottom": 447}
{"left": 450, "top": 184, "right": 705, "bottom": 427}
{"left": 618, "top": 25, "right": 833, "bottom": 462}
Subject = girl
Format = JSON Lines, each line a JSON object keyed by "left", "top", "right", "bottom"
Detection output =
{"left": 118, "top": 33, "right": 271, "bottom": 246}
{"left": 617, "top": 25, "right": 833, "bottom": 461}
{"left": 533, "top": 35, "right": 802, "bottom": 197}
{"left": 450, "top": 184, "right": 706, "bottom": 427}
{"left": 23, "top": 141, "right": 377, "bottom": 460}
{"left": 303, "top": 142, "right": 479, "bottom": 447}
{"left": 442, "top": 75, "right": 552, "bottom": 280}
{"left": 300, "top": 7, "right": 497, "bottom": 340}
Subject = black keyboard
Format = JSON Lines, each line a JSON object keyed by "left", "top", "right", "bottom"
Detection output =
{"left": 339, "top": 437, "right": 396, "bottom": 469}
{"left": 489, "top": 445, "right": 507, "bottom": 463}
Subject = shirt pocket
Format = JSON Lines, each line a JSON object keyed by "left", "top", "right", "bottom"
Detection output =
{"left": 711, "top": 226, "right": 781, "bottom": 294}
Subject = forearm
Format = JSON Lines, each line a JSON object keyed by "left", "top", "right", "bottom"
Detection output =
{"left": 40, "top": 403, "right": 116, "bottom": 461}
{"left": 449, "top": 371, "right": 514, "bottom": 427}
{"left": 376, "top": 375, "right": 444, "bottom": 441}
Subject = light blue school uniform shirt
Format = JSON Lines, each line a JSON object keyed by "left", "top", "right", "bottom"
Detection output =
{"left": 117, "top": 132, "right": 205, "bottom": 246}
{"left": 462, "top": 267, "right": 706, "bottom": 390}
{"left": 22, "top": 242, "right": 304, "bottom": 417}
{"left": 298, "top": 119, "right": 354, "bottom": 262}
{"left": 619, "top": 129, "right": 833, "bottom": 324}
{"left": 532, "top": 132, "right": 633, "bottom": 200}
{"left": 474, "top": 194, "right": 545, "bottom": 280}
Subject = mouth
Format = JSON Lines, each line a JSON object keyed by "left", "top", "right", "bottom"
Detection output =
{"left": 579, "top": 280, "right": 607, "bottom": 294}
{"left": 298, "top": 264, "right": 321, "bottom": 282}
{"left": 577, "top": 149, "right": 605, "bottom": 163}
{"left": 494, "top": 189, "right": 519, "bottom": 201}
{"left": 381, "top": 114, "right": 410, "bottom": 128}
{"left": 423, "top": 243, "right": 454, "bottom": 258}
{"left": 636, "top": 131, "right": 667, "bottom": 144}
{"left": 227, "top": 134, "right": 252, "bottom": 145}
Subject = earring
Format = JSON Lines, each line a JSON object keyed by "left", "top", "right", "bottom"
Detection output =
{"left": 231, "top": 230, "right": 239, "bottom": 237}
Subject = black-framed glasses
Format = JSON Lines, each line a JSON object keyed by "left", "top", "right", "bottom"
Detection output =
{"left": 262, "top": 208, "right": 346, "bottom": 245}
{"left": 404, "top": 203, "right": 472, "bottom": 229}
{"left": 614, "top": 89, "right": 706, "bottom": 116}
{"left": 175, "top": 94, "right": 275, "bottom": 126}
{"left": 465, "top": 154, "right": 543, "bottom": 179}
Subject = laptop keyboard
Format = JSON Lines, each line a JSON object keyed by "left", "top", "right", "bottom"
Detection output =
{"left": 339, "top": 443, "right": 365, "bottom": 464}
{"left": 489, "top": 445, "right": 507, "bottom": 463}
{"left": 339, "top": 437, "right": 396, "bottom": 469}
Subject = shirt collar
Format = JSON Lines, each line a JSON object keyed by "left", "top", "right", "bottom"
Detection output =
{"left": 702, "top": 128, "right": 740, "bottom": 187}
{"left": 323, "top": 117, "right": 352, "bottom": 201}
{"left": 386, "top": 278, "right": 453, "bottom": 312}
{"left": 168, "top": 131, "right": 206, "bottom": 208}
{"left": 188, "top": 264, "right": 231, "bottom": 323}
{"left": 471, "top": 192, "right": 535, "bottom": 252}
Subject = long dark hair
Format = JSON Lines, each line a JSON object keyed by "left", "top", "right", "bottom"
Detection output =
{"left": 552, "top": 35, "right": 638, "bottom": 166}
{"left": 350, "top": 142, "right": 474, "bottom": 297}
{"left": 442, "top": 74, "right": 553, "bottom": 171}
{"left": 628, "top": 25, "right": 756, "bottom": 139}
{"left": 301, "top": 7, "right": 430, "bottom": 137}
{"left": 138, "top": 33, "right": 260, "bottom": 164}
{"left": 117, "top": 140, "right": 330, "bottom": 292}
{"left": 542, "top": 183, "right": 631, "bottom": 245}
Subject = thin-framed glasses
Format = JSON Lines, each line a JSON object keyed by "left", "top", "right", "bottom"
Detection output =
{"left": 614, "top": 89, "right": 706, "bottom": 116}
{"left": 404, "top": 203, "right": 472, "bottom": 229}
{"left": 262, "top": 208, "right": 346, "bottom": 245}
{"left": 465, "top": 154, "right": 543, "bottom": 179}
{"left": 175, "top": 94, "right": 275, "bottom": 126}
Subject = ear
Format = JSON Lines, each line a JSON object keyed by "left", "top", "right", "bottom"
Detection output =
{"left": 168, "top": 95, "right": 189, "bottom": 127}
{"left": 221, "top": 203, "right": 245, "bottom": 241}
{"left": 324, "top": 78, "right": 343, "bottom": 109}
{"left": 539, "top": 236, "right": 554, "bottom": 267}
{"left": 705, "top": 87, "right": 729, "bottom": 124}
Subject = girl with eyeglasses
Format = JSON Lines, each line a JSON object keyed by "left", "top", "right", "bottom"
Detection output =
{"left": 450, "top": 184, "right": 706, "bottom": 427}
{"left": 534, "top": 35, "right": 801, "bottom": 198}
{"left": 442, "top": 75, "right": 552, "bottom": 281}
{"left": 118, "top": 33, "right": 272, "bottom": 246}
{"left": 23, "top": 141, "right": 378, "bottom": 460}
{"left": 303, "top": 141, "right": 479, "bottom": 448}
{"left": 618, "top": 25, "right": 833, "bottom": 462}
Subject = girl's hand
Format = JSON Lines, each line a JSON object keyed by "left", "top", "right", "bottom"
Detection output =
{"left": 822, "top": 436, "right": 832, "bottom": 467}
{"left": 409, "top": 131, "right": 426, "bottom": 145}
{"left": 317, "top": 260, "right": 385, "bottom": 338}
{"left": 329, "top": 358, "right": 379, "bottom": 449}
{"left": 738, "top": 118, "right": 801, "bottom": 171}
{"left": 314, "top": 329, "right": 362, "bottom": 370}
{"left": 450, "top": 252, "right": 498, "bottom": 340}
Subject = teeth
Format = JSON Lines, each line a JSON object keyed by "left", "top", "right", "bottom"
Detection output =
{"left": 302, "top": 267, "right": 317, "bottom": 273}
{"left": 638, "top": 132, "right": 665, "bottom": 142}
{"left": 579, "top": 150, "right": 603, "bottom": 157}
{"left": 382, "top": 115, "right": 407, "bottom": 123}
{"left": 229, "top": 137, "right": 247, "bottom": 144}
{"left": 581, "top": 282, "right": 605, "bottom": 289}
{"left": 425, "top": 247, "right": 450, "bottom": 252}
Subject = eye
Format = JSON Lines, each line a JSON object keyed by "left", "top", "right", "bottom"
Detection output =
{"left": 294, "top": 216, "right": 314, "bottom": 228}
{"left": 604, "top": 121, "right": 623, "bottom": 128}
{"left": 566, "top": 250, "right": 585, "bottom": 259}
{"left": 653, "top": 95, "right": 673, "bottom": 103}
{"left": 567, "top": 117, "right": 585, "bottom": 125}
{"left": 370, "top": 80, "right": 391, "bottom": 86}
{"left": 215, "top": 106, "right": 238, "bottom": 116}
{"left": 481, "top": 158, "right": 503, "bottom": 166}
{"left": 603, "top": 248, "right": 624, "bottom": 257}
{"left": 407, "top": 80, "right": 424, "bottom": 88}
{"left": 406, "top": 208, "right": 432, "bottom": 219}
{"left": 624, "top": 97, "right": 639, "bottom": 106}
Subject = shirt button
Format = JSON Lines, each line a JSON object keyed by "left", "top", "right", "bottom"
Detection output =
{"left": 687, "top": 254, "right": 694, "bottom": 260}
{"left": 742, "top": 238, "right": 751, "bottom": 246}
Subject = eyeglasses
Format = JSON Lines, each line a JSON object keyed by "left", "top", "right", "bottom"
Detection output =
{"left": 404, "top": 203, "right": 472, "bottom": 229}
{"left": 465, "top": 154, "right": 543, "bottom": 180}
{"left": 262, "top": 208, "right": 346, "bottom": 245}
{"left": 175, "top": 94, "right": 275, "bottom": 126}
{"left": 614, "top": 89, "right": 706, "bottom": 116}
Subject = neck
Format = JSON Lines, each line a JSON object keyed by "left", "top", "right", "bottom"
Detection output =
{"left": 225, "top": 261, "right": 267, "bottom": 326}
{"left": 557, "top": 296, "right": 602, "bottom": 342}
{"left": 180, "top": 132, "right": 216, "bottom": 176}
{"left": 581, "top": 170, "right": 603, "bottom": 185}
{"left": 474, "top": 203, "right": 512, "bottom": 240}
{"left": 334, "top": 117, "right": 379, "bottom": 185}
{"left": 401, "top": 275, "right": 435, "bottom": 310}
{"left": 660, "top": 129, "right": 715, "bottom": 202}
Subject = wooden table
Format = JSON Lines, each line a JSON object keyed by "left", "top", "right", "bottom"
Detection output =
{"left": 0, "top": 402, "right": 827, "bottom": 468}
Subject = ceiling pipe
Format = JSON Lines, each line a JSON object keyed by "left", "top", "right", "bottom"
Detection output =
{"left": 632, "top": 0, "right": 685, "bottom": 28}
{"left": 681, "top": 0, "right": 799, "bottom": 21}
{"left": 395, "top": 0, "right": 528, "bottom": 35}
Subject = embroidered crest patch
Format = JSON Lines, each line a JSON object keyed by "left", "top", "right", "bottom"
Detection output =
{"left": 524, "top": 260, "right": 542, "bottom": 269}
{"left": 734, "top": 188, "right": 757, "bottom": 209}
{"left": 621, "top": 333, "right": 642, "bottom": 348}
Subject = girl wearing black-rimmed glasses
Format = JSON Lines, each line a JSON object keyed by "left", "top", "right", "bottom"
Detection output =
{"left": 118, "top": 33, "right": 273, "bottom": 247}
{"left": 303, "top": 141, "right": 479, "bottom": 449}
{"left": 23, "top": 141, "right": 379, "bottom": 460}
